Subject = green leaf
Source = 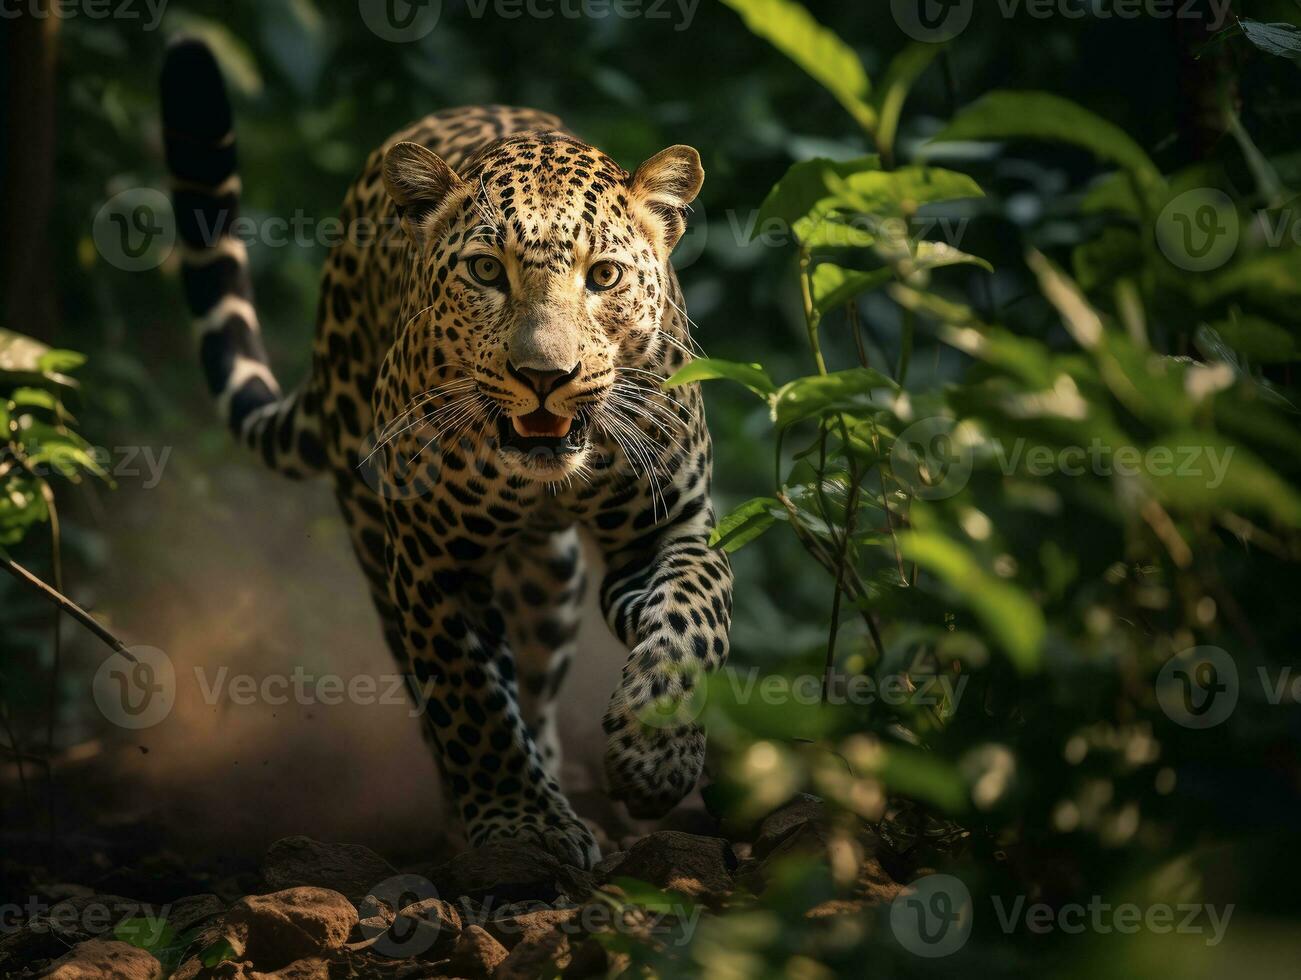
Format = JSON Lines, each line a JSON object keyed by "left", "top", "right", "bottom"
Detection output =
{"left": 37, "top": 349, "right": 87, "bottom": 374}
{"left": 873, "top": 42, "right": 942, "bottom": 160}
{"left": 1240, "top": 20, "right": 1301, "bottom": 63}
{"left": 10, "top": 388, "right": 59, "bottom": 411}
{"left": 930, "top": 91, "right": 1164, "bottom": 206}
{"left": 1146, "top": 433, "right": 1301, "bottom": 527}
{"left": 199, "top": 938, "right": 239, "bottom": 968}
{"left": 827, "top": 166, "right": 985, "bottom": 217}
{"left": 899, "top": 531, "right": 1045, "bottom": 672}
{"left": 754, "top": 156, "right": 881, "bottom": 241}
{"left": 720, "top": 0, "right": 876, "bottom": 131}
{"left": 710, "top": 497, "right": 785, "bottom": 552}
{"left": 901, "top": 241, "right": 993, "bottom": 277}
{"left": 811, "top": 263, "right": 892, "bottom": 314}
{"left": 773, "top": 368, "right": 899, "bottom": 429}
{"left": 664, "top": 359, "right": 776, "bottom": 399}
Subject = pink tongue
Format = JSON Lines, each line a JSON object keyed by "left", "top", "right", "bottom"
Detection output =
{"left": 513, "top": 409, "right": 572, "bottom": 438}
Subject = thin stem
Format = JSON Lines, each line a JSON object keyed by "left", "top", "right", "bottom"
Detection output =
{"left": 1, "top": 555, "right": 134, "bottom": 659}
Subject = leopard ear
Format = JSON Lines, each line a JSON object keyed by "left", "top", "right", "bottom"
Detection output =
{"left": 629, "top": 145, "right": 704, "bottom": 252}
{"left": 383, "top": 141, "right": 464, "bottom": 242}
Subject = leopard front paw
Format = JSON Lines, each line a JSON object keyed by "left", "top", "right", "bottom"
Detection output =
{"left": 602, "top": 684, "right": 707, "bottom": 819}
{"left": 468, "top": 810, "right": 601, "bottom": 870}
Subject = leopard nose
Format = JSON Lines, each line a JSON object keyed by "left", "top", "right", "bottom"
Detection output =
{"left": 508, "top": 362, "right": 580, "bottom": 398}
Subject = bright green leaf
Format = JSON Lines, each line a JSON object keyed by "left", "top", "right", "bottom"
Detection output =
{"left": 710, "top": 497, "right": 786, "bottom": 552}
{"left": 811, "top": 263, "right": 892, "bottom": 314}
{"left": 664, "top": 359, "right": 776, "bottom": 398}
{"left": 774, "top": 368, "right": 899, "bottom": 429}
{"left": 720, "top": 0, "right": 876, "bottom": 131}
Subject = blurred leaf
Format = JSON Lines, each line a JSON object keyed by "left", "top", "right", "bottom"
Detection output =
{"left": 930, "top": 90, "right": 1165, "bottom": 205}
{"left": 1147, "top": 433, "right": 1301, "bottom": 527}
{"left": 899, "top": 530, "right": 1045, "bottom": 671}
{"left": 873, "top": 42, "right": 942, "bottom": 159}
{"left": 665, "top": 359, "right": 776, "bottom": 398}
{"left": 720, "top": 0, "right": 876, "bottom": 131}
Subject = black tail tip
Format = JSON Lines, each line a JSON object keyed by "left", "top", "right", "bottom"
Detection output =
{"left": 161, "top": 35, "right": 233, "bottom": 140}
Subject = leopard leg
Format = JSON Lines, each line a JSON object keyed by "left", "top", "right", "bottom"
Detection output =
{"left": 385, "top": 516, "right": 600, "bottom": 868}
{"left": 492, "top": 526, "right": 585, "bottom": 779}
{"left": 595, "top": 486, "right": 733, "bottom": 819}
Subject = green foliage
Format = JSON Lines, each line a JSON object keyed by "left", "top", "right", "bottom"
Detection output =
{"left": 0, "top": 329, "right": 104, "bottom": 548}
{"left": 641, "top": 0, "right": 1301, "bottom": 975}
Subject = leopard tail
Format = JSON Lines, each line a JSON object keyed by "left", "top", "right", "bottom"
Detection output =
{"left": 160, "top": 37, "right": 326, "bottom": 478}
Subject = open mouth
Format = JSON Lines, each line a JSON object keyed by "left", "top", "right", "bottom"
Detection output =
{"left": 497, "top": 408, "right": 587, "bottom": 457}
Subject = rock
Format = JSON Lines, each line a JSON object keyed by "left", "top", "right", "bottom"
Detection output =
{"left": 493, "top": 925, "right": 571, "bottom": 979}
{"left": 752, "top": 795, "right": 826, "bottom": 860}
{"left": 602, "top": 832, "right": 735, "bottom": 901}
{"left": 41, "top": 938, "right": 162, "bottom": 979}
{"left": 443, "top": 925, "right": 508, "bottom": 976}
{"left": 262, "top": 838, "right": 396, "bottom": 904}
{"left": 485, "top": 908, "right": 578, "bottom": 950}
{"left": 427, "top": 843, "right": 593, "bottom": 905}
{"left": 1, "top": 893, "right": 161, "bottom": 969}
{"left": 225, "top": 887, "right": 358, "bottom": 971}
{"left": 168, "top": 894, "right": 228, "bottom": 933}
{"left": 256, "top": 957, "right": 330, "bottom": 979}
{"left": 356, "top": 896, "right": 461, "bottom": 960}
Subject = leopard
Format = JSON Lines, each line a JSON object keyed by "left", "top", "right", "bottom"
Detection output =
{"left": 160, "top": 37, "right": 732, "bottom": 868}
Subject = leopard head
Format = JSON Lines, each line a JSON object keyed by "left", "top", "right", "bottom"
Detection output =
{"left": 383, "top": 132, "right": 702, "bottom": 480}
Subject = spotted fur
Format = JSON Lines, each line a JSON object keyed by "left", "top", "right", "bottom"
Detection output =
{"left": 161, "top": 38, "right": 732, "bottom": 868}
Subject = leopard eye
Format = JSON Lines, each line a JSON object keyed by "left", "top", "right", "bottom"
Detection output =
{"left": 586, "top": 260, "right": 624, "bottom": 292}
{"left": 466, "top": 255, "right": 507, "bottom": 288}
